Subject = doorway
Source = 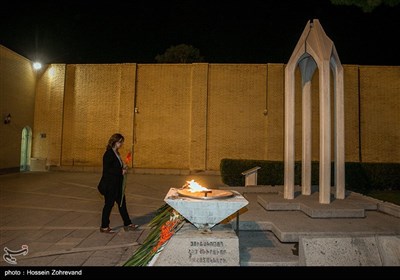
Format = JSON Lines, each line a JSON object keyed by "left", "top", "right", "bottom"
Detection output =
{"left": 20, "top": 126, "right": 32, "bottom": 171}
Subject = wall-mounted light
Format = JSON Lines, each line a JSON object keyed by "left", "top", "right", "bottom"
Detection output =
{"left": 33, "top": 62, "right": 42, "bottom": 70}
{"left": 4, "top": 113, "right": 11, "bottom": 124}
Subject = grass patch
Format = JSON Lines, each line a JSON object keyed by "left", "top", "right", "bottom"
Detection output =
{"left": 367, "top": 190, "right": 400, "bottom": 206}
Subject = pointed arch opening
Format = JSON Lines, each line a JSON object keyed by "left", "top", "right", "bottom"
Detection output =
{"left": 20, "top": 126, "right": 32, "bottom": 171}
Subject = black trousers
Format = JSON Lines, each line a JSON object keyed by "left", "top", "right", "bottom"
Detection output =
{"left": 101, "top": 194, "right": 131, "bottom": 228}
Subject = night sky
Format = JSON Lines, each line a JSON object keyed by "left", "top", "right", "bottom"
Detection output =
{"left": 1, "top": 0, "right": 400, "bottom": 65}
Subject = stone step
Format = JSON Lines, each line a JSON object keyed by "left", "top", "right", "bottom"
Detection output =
{"left": 239, "top": 230, "right": 298, "bottom": 266}
{"left": 242, "top": 260, "right": 299, "bottom": 266}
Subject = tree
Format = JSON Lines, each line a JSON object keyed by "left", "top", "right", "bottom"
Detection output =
{"left": 330, "top": 0, "right": 400, "bottom": 12}
{"left": 155, "top": 44, "right": 204, "bottom": 63}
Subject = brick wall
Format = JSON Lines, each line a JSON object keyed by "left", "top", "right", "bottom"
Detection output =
{"left": 1, "top": 46, "right": 399, "bottom": 173}
{"left": 0, "top": 45, "right": 36, "bottom": 171}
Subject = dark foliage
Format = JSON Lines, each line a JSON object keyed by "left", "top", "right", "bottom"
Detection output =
{"left": 220, "top": 159, "right": 400, "bottom": 193}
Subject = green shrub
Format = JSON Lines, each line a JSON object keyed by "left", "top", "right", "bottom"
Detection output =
{"left": 345, "top": 162, "right": 371, "bottom": 193}
{"left": 361, "top": 163, "right": 399, "bottom": 190}
{"left": 220, "top": 158, "right": 399, "bottom": 192}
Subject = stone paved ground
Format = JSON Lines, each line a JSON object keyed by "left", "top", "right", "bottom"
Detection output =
{"left": 1, "top": 171, "right": 399, "bottom": 274}
{"left": 0, "top": 171, "right": 224, "bottom": 268}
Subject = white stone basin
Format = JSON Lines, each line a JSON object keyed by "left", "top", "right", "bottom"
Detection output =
{"left": 164, "top": 188, "right": 249, "bottom": 230}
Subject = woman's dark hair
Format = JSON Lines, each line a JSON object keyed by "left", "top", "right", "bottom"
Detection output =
{"left": 106, "top": 133, "right": 124, "bottom": 150}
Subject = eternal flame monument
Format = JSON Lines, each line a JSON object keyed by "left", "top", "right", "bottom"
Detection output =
{"left": 152, "top": 181, "right": 248, "bottom": 266}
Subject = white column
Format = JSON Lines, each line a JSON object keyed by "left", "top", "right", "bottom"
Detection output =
{"left": 284, "top": 66, "right": 295, "bottom": 199}
{"left": 334, "top": 65, "right": 345, "bottom": 199}
{"left": 302, "top": 80, "right": 312, "bottom": 195}
{"left": 319, "top": 62, "right": 331, "bottom": 204}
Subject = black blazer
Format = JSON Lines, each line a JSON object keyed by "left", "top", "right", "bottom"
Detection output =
{"left": 97, "top": 148, "right": 124, "bottom": 199}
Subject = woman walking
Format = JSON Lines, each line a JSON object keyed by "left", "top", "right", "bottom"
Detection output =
{"left": 97, "top": 133, "right": 138, "bottom": 233}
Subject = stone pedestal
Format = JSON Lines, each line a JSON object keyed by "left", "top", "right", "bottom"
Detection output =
{"left": 152, "top": 223, "right": 240, "bottom": 266}
{"left": 30, "top": 158, "right": 47, "bottom": 171}
{"left": 164, "top": 188, "right": 248, "bottom": 229}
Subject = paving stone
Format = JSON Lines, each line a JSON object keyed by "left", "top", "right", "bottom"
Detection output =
{"left": 1, "top": 172, "right": 399, "bottom": 267}
{"left": 49, "top": 252, "right": 94, "bottom": 266}
{"left": 239, "top": 231, "right": 298, "bottom": 266}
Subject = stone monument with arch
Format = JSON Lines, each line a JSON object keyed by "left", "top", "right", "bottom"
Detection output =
{"left": 284, "top": 19, "right": 345, "bottom": 204}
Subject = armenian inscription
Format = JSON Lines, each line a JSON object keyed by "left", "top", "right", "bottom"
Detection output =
{"left": 153, "top": 224, "right": 240, "bottom": 266}
{"left": 188, "top": 241, "right": 227, "bottom": 264}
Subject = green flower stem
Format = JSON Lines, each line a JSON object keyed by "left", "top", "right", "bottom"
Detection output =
{"left": 124, "top": 203, "right": 183, "bottom": 266}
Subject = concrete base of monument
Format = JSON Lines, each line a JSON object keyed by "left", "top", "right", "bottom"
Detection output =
{"left": 152, "top": 222, "right": 240, "bottom": 266}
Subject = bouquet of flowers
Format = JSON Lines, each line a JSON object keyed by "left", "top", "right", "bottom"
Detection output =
{"left": 120, "top": 152, "right": 132, "bottom": 207}
{"left": 124, "top": 203, "right": 185, "bottom": 266}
